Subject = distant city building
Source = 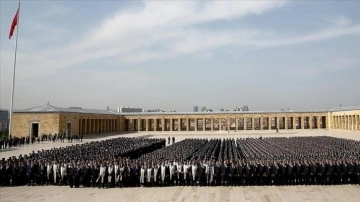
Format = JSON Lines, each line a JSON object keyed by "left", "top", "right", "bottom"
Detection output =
{"left": 234, "top": 105, "right": 250, "bottom": 111}
{"left": 0, "top": 109, "right": 9, "bottom": 131}
{"left": 193, "top": 106, "right": 199, "bottom": 112}
{"left": 118, "top": 106, "right": 143, "bottom": 113}
{"left": 234, "top": 106, "right": 242, "bottom": 111}
{"left": 201, "top": 107, "right": 207, "bottom": 112}
{"left": 146, "top": 109, "right": 165, "bottom": 113}
{"left": 242, "top": 105, "right": 249, "bottom": 111}
{"left": 220, "top": 109, "right": 225, "bottom": 112}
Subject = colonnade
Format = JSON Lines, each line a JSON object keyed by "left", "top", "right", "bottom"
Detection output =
{"left": 331, "top": 114, "right": 360, "bottom": 131}
{"left": 125, "top": 114, "right": 328, "bottom": 132}
{"left": 78, "top": 118, "right": 118, "bottom": 135}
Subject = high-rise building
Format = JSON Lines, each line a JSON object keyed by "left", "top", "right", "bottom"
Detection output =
{"left": 118, "top": 106, "right": 143, "bottom": 113}
{"left": 193, "top": 106, "right": 199, "bottom": 112}
{"left": 201, "top": 106, "right": 207, "bottom": 112}
{"left": 242, "top": 105, "right": 249, "bottom": 111}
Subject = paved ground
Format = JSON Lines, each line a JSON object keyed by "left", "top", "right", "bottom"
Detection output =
{"left": 1, "top": 184, "right": 359, "bottom": 202}
{"left": 1, "top": 130, "right": 360, "bottom": 202}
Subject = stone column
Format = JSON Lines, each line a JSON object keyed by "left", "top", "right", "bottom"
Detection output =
{"left": 268, "top": 117, "right": 271, "bottom": 130}
{"left": 317, "top": 116, "right": 321, "bottom": 129}
{"left": 285, "top": 117, "right": 288, "bottom": 130}
{"left": 203, "top": 118, "right": 206, "bottom": 131}
{"left": 84, "top": 119, "right": 88, "bottom": 134}
{"left": 276, "top": 117, "right": 280, "bottom": 130}
{"left": 235, "top": 117, "right": 239, "bottom": 131}
{"left": 161, "top": 119, "right": 165, "bottom": 131}
{"left": 154, "top": 119, "right": 157, "bottom": 131}
{"left": 137, "top": 118, "right": 140, "bottom": 131}
{"left": 170, "top": 119, "right": 173, "bottom": 131}
{"left": 211, "top": 117, "right": 214, "bottom": 131}
{"left": 344, "top": 116, "right": 347, "bottom": 130}
{"left": 178, "top": 118, "right": 181, "bottom": 131}
{"left": 250, "top": 117, "right": 254, "bottom": 130}
{"left": 260, "top": 117, "right": 263, "bottom": 130}
{"left": 194, "top": 118, "right": 198, "bottom": 131}
{"left": 308, "top": 116, "right": 312, "bottom": 129}
{"left": 292, "top": 117, "right": 296, "bottom": 129}
{"left": 186, "top": 118, "right": 189, "bottom": 131}
{"left": 79, "top": 119, "right": 83, "bottom": 135}
{"left": 227, "top": 117, "right": 231, "bottom": 131}
{"left": 244, "top": 116, "right": 247, "bottom": 130}
{"left": 145, "top": 119, "right": 149, "bottom": 131}
{"left": 301, "top": 116, "right": 305, "bottom": 129}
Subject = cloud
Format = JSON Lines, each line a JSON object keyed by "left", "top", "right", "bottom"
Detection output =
{"left": 2, "top": 1, "right": 360, "bottom": 110}
{"left": 326, "top": 15, "right": 352, "bottom": 27}
{"left": 15, "top": 1, "right": 359, "bottom": 73}
{"left": 329, "top": 57, "right": 356, "bottom": 71}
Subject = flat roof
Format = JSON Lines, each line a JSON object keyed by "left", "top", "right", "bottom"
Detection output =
{"left": 15, "top": 104, "right": 118, "bottom": 115}
{"left": 14, "top": 104, "right": 359, "bottom": 116}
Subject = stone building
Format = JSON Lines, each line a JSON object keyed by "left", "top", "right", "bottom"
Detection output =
{"left": 10, "top": 104, "right": 360, "bottom": 138}
{"left": 12, "top": 104, "right": 123, "bottom": 138}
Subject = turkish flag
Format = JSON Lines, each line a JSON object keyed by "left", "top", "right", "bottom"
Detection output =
{"left": 9, "top": 8, "right": 19, "bottom": 40}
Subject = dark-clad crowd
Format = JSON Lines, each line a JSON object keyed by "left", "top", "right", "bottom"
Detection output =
{"left": 0, "top": 137, "right": 165, "bottom": 188}
{"left": 0, "top": 136, "right": 359, "bottom": 188}
{"left": 0, "top": 133, "right": 83, "bottom": 150}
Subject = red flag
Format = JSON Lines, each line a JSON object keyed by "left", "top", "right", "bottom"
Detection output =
{"left": 9, "top": 8, "right": 19, "bottom": 40}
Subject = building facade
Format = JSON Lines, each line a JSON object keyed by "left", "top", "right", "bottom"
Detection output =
{"left": 10, "top": 104, "right": 360, "bottom": 138}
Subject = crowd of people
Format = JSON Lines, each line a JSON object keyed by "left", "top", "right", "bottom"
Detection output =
{"left": 0, "top": 136, "right": 359, "bottom": 188}
{"left": 0, "top": 133, "right": 84, "bottom": 150}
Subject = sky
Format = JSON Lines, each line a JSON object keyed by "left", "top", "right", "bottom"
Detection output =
{"left": 0, "top": 0, "right": 359, "bottom": 112}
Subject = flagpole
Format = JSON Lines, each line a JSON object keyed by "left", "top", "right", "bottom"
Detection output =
{"left": 8, "top": 0, "right": 21, "bottom": 138}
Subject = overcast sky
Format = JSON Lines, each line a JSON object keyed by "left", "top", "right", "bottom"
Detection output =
{"left": 1, "top": 1, "right": 359, "bottom": 112}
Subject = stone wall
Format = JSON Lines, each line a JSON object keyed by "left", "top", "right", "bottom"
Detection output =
{"left": 12, "top": 113, "right": 60, "bottom": 137}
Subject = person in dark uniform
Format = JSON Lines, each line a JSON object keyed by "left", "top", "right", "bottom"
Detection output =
{"left": 68, "top": 163, "right": 75, "bottom": 188}
{"left": 263, "top": 162, "right": 270, "bottom": 185}
{"left": 300, "top": 161, "right": 308, "bottom": 185}
{"left": 325, "top": 161, "right": 333, "bottom": 185}
{"left": 249, "top": 162, "right": 257, "bottom": 185}
{"left": 345, "top": 160, "right": 354, "bottom": 184}
{"left": 334, "top": 161, "right": 342, "bottom": 184}
{"left": 214, "top": 161, "right": 220, "bottom": 186}
{"left": 39, "top": 161, "right": 47, "bottom": 185}
{"left": 244, "top": 163, "right": 250, "bottom": 186}
{"left": 278, "top": 162, "right": 286, "bottom": 185}
{"left": 354, "top": 160, "right": 360, "bottom": 185}
{"left": 285, "top": 162, "right": 293, "bottom": 185}
{"left": 317, "top": 161, "right": 325, "bottom": 185}
{"left": 270, "top": 162, "right": 278, "bottom": 185}
{"left": 228, "top": 162, "right": 236, "bottom": 186}
{"left": 220, "top": 161, "right": 227, "bottom": 186}
{"left": 26, "top": 161, "right": 33, "bottom": 186}
{"left": 236, "top": 162, "right": 243, "bottom": 186}
{"left": 309, "top": 161, "right": 317, "bottom": 184}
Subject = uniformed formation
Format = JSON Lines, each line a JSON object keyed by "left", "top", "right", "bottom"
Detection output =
{"left": 1, "top": 136, "right": 359, "bottom": 187}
